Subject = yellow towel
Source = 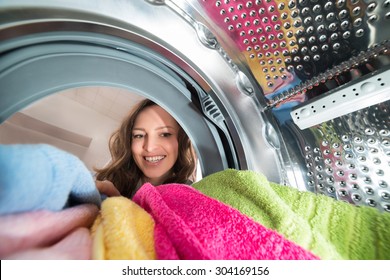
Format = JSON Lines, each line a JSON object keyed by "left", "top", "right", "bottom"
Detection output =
{"left": 90, "top": 196, "right": 156, "bottom": 260}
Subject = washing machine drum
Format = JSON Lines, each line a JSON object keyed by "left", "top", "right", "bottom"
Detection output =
{"left": 0, "top": 1, "right": 284, "bottom": 182}
{"left": 1, "top": 0, "right": 389, "bottom": 212}
{"left": 0, "top": 31, "right": 236, "bottom": 176}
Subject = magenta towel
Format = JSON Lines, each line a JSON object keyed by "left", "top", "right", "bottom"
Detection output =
{"left": 133, "top": 183, "right": 319, "bottom": 260}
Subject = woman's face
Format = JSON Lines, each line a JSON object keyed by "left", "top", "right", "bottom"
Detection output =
{"left": 131, "top": 105, "right": 179, "bottom": 185}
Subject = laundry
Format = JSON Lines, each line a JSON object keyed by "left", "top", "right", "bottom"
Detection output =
{"left": 2, "top": 143, "right": 388, "bottom": 260}
{"left": 0, "top": 144, "right": 101, "bottom": 215}
{"left": 0, "top": 143, "right": 101, "bottom": 259}
{"left": 133, "top": 183, "right": 319, "bottom": 260}
{"left": 193, "top": 169, "right": 390, "bottom": 260}
{"left": 91, "top": 196, "right": 156, "bottom": 260}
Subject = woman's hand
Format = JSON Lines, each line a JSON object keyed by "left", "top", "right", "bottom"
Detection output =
{"left": 95, "top": 180, "right": 121, "bottom": 197}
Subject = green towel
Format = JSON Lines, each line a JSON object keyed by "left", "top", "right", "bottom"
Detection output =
{"left": 193, "top": 169, "right": 390, "bottom": 260}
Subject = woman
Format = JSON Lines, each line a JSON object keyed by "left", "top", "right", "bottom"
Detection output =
{"left": 95, "top": 99, "right": 197, "bottom": 198}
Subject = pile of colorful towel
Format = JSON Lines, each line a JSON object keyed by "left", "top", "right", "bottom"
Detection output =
{"left": 1, "top": 144, "right": 389, "bottom": 260}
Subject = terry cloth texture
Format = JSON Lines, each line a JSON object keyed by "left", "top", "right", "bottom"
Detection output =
{"left": 133, "top": 183, "right": 319, "bottom": 260}
{"left": 91, "top": 196, "right": 156, "bottom": 260}
{"left": 0, "top": 144, "right": 101, "bottom": 214}
{"left": 193, "top": 169, "right": 390, "bottom": 260}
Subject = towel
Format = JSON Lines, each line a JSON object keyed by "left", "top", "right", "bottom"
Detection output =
{"left": 193, "top": 169, "right": 390, "bottom": 260}
{"left": 90, "top": 196, "right": 156, "bottom": 260}
{"left": 0, "top": 204, "right": 99, "bottom": 259}
{"left": 133, "top": 183, "right": 319, "bottom": 260}
{"left": 0, "top": 144, "right": 101, "bottom": 214}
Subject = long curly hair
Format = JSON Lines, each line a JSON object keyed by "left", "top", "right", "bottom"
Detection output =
{"left": 94, "top": 99, "right": 197, "bottom": 198}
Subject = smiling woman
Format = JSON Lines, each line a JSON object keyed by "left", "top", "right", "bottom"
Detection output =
{"left": 94, "top": 99, "right": 197, "bottom": 198}
{"left": 131, "top": 105, "right": 180, "bottom": 186}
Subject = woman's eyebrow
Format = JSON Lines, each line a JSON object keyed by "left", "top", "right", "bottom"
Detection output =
{"left": 155, "top": 126, "right": 176, "bottom": 130}
{"left": 132, "top": 126, "right": 176, "bottom": 131}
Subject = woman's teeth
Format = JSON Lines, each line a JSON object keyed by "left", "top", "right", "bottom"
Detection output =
{"left": 145, "top": 156, "right": 165, "bottom": 163}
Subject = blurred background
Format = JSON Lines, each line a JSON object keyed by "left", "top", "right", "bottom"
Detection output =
{"left": 0, "top": 87, "right": 144, "bottom": 171}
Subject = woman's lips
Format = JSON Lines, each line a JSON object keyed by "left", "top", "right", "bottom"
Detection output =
{"left": 144, "top": 155, "right": 166, "bottom": 163}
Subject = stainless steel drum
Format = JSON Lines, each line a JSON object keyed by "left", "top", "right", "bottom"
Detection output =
{"left": 0, "top": 0, "right": 389, "bottom": 211}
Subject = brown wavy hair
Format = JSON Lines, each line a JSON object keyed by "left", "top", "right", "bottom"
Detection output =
{"left": 94, "top": 99, "right": 196, "bottom": 198}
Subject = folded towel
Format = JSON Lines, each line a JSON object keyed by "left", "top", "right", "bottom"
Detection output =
{"left": 0, "top": 144, "right": 101, "bottom": 214}
{"left": 133, "top": 183, "right": 319, "bottom": 260}
{"left": 90, "top": 196, "right": 156, "bottom": 260}
{"left": 0, "top": 204, "right": 99, "bottom": 259}
{"left": 193, "top": 169, "right": 390, "bottom": 260}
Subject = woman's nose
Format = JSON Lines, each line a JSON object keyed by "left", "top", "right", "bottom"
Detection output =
{"left": 143, "top": 136, "right": 158, "bottom": 152}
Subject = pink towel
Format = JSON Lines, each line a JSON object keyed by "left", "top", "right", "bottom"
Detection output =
{"left": 133, "top": 183, "right": 319, "bottom": 260}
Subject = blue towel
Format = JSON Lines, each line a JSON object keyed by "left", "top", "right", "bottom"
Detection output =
{"left": 0, "top": 144, "right": 101, "bottom": 215}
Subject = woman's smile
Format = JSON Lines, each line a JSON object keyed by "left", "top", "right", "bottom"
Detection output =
{"left": 144, "top": 155, "right": 166, "bottom": 164}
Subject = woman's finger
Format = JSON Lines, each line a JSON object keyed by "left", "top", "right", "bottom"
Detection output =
{"left": 95, "top": 180, "right": 121, "bottom": 197}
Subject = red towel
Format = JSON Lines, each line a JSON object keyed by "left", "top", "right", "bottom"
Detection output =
{"left": 133, "top": 183, "right": 319, "bottom": 260}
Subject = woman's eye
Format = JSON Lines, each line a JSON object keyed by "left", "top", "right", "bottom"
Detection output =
{"left": 132, "top": 134, "right": 144, "bottom": 139}
{"left": 161, "top": 133, "right": 172, "bottom": 137}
